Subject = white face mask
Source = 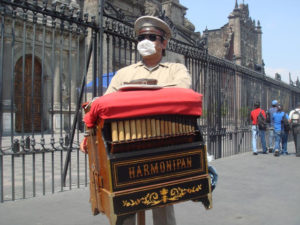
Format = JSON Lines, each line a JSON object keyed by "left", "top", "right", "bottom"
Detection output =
{"left": 137, "top": 39, "right": 156, "bottom": 57}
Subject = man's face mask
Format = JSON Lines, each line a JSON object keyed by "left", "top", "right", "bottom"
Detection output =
{"left": 137, "top": 39, "right": 156, "bottom": 57}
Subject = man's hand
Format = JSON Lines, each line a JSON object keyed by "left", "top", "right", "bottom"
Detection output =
{"left": 80, "top": 137, "right": 88, "bottom": 154}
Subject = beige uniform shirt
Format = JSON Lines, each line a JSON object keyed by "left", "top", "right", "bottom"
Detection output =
{"left": 105, "top": 61, "right": 191, "bottom": 94}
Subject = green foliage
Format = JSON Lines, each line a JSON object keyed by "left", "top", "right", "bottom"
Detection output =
{"left": 201, "top": 109, "right": 207, "bottom": 118}
{"left": 240, "top": 106, "right": 250, "bottom": 119}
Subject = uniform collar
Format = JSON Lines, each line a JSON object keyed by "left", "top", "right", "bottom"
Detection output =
{"left": 135, "top": 61, "right": 169, "bottom": 70}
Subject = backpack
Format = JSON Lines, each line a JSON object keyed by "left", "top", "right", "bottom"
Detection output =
{"left": 266, "top": 110, "right": 271, "bottom": 123}
{"left": 291, "top": 110, "right": 300, "bottom": 125}
{"left": 257, "top": 110, "right": 267, "bottom": 130}
{"left": 281, "top": 113, "right": 291, "bottom": 132}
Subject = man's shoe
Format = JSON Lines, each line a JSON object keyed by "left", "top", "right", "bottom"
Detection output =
{"left": 274, "top": 149, "right": 280, "bottom": 157}
{"left": 253, "top": 152, "right": 258, "bottom": 155}
{"left": 262, "top": 151, "right": 267, "bottom": 154}
{"left": 268, "top": 148, "right": 273, "bottom": 153}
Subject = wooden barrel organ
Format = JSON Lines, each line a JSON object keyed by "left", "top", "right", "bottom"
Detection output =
{"left": 84, "top": 88, "right": 213, "bottom": 225}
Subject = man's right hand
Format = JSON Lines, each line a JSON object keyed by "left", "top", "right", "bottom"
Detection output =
{"left": 80, "top": 137, "right": 88, "bottom": 154}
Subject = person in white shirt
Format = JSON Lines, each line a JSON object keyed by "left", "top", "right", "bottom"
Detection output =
{"left": 289, "top": 102, "right": 300, "bottom": 157}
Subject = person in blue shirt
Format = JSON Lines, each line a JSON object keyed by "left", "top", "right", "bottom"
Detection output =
{"left": 267, "top": 100, "right": 278, "bottom": 152}
{"left": 273, "top": 104, "right": 289, "bottom": 156}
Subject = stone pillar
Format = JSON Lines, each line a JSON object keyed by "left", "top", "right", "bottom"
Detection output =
{"left": 53, "top": 64, "right": 61, "bottom": 110}
{"left": 145, "top": 0, "right": 161, "bottom": 16}
{"left": 228, "top": 8, "right": 242, "bottom": 66}
{"left": 234, "top": 17, "right": 241, "bottom": 65}
{"left": 52, "top": 64, "right": 63, "bottom": 130}
{"left": 2, "top": 100, "right": 15, "bottom": 135}
{"left": 71, "top": 63, "right": 77, "bottom": 109}
{"left": 83, "top": 0, "right": 99, "bottom": 100}
{"left": 162, "top": 0, "right": 186, "bottom": 26}
{"left": 256, "top": 20, "right": 262, "bottom": 66}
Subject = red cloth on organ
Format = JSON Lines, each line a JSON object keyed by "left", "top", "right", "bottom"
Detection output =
{"left": 83, "top": 88, "right": 202, "bottom": 128}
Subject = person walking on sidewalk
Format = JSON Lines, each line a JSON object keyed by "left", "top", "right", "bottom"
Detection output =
{"left": 267, "top": 100, "right": 278, "bottom": 153}
{"left": 273, "top": 104, "right": 289, "bottom": 156}
{"left": 289, "top": 102, "right": 300, "bottom": 156}
{"left": 250, "top": 101, "right": 267, "bottom": 155}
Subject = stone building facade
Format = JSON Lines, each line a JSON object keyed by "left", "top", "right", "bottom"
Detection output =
{"left": 0, "top": 0, "right": 264, "bottom": 134}
{"left": 1, "top": 0, "right": 81, "bottom": 134}
{"left": 204, "top": 1, "right": 263, "bottom": 72}
{"left": 85, "top": 0, "right": 263, "bottom": 71}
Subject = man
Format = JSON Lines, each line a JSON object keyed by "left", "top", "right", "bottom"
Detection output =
{"left": 105, "top": 16, "right": 191, "bottom": 94}
{"left": 273, "top": 104, "right": 289, "bottom": 156}
{"left": 289, "top": 102, "right": 300, "bottom": 157}
{"left": 81, "top": 16, "right": 191, "bottom": 225}
{"left": 267, "top": 100, "right": 278, "bottom": 153}
{"left": 250, "top": 101, "right": 267, "bottom": 155}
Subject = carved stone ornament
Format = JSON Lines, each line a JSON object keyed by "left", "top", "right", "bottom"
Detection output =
{"left": 144, "top": 0, "right": 161, "bottom": 16}
{"left": 184, "top": 18, "right": 195, "bottom": 32}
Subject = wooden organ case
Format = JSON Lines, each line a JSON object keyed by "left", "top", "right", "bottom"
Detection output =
{"left": 84, "top": 88, "right": 212, "bottom": 225}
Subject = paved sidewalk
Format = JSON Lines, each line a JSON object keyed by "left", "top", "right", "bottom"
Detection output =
{"left": 1, "top": 142, "right": 300, "bottom": 225}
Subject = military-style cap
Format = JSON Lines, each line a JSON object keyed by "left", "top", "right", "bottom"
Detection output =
{"left": 134, "top": 16, "right": 172, "bottom": 40}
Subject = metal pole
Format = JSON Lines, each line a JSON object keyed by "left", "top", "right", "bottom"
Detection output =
{"left": 206, "top": 53, "right": 211, "bottom": 157}
{"left": 234, "top": 66, "right": 238, "bottom": 154}
{"left": 0, "top": 155, "right": 3, "bottom": 202}
{"left": 98, "top": 0, "right": 105, "bottom": 96}
{"left": 31, "top": 13, "right": 37, "bottom": 197}
{"left": 62, "top": 38, "right": 93, "bottom": 186}
{"left": 10, "top": 11, "right": 16, "bottom": 148}
{"left": 68, "top": 19, "right": 73, "bottom": 190}
{"left": 92, "top": 16, "right": 97, "bottom": 98}
{"left": 217, "top": 66, "right": 222, "bottom": 158}
{"left": 59, "top": 16, "right": 64, "bottom": 192}
{"left": 0, "top": 6, "right": 4, "bottom": 154}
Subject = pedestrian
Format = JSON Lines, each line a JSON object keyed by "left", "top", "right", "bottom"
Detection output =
{"left": 273, "top": 104, "right": 289, "bottom": 156}
{"left": 80, "top": 15, "right": 191, "bottom": 225}
{"left": 289, "top": 102, "right": 300, "bottom": 157}
{"left": 250, "top": 101, "right": 267, "bottom": 155}
{"left": 266, "top": 100, "right": 278, "bottom": 153}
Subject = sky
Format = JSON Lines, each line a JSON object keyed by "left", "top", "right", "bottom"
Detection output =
{"left": 182, "top": 0, "right": 300, "bottom": 84}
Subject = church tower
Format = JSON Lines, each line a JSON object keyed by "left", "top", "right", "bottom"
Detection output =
{"left": 205, "top": 0, "right": 264, "bottom": 72}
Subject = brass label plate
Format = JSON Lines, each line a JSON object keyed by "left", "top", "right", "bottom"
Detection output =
{"left": 111, "top": 148, "right": 206, "bottom": 191}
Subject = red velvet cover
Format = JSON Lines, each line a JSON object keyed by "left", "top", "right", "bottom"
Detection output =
{"left": 84, "top": 88, "right": 202, "bottom": 128}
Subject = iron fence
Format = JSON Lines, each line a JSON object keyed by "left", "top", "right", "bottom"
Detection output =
{"left": 0, "top": 0, "right": 95, "bottom": 202}
{"left": 0, "top": 0, "right": 299, "bottom": 202}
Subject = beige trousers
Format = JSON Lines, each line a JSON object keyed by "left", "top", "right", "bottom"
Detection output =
{"left": 122, "top": 205, "right": 176, "bottom": 225}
